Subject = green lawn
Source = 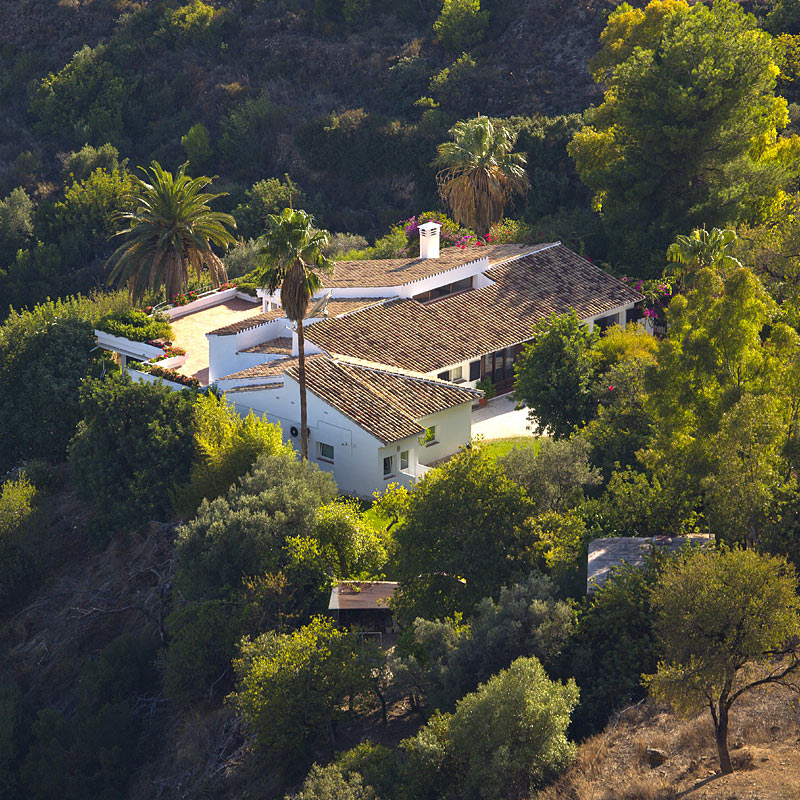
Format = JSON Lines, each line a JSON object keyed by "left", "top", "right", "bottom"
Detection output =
{"left": 481, "top": 436, "right": 540, "bottom": 461}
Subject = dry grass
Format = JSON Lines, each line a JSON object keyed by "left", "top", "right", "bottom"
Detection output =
{"left": 534, "top": 683, "right": 800, "bottom": 800}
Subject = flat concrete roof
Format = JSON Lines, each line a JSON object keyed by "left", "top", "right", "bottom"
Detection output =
{"left": 329, "top": 581, "right": 399, "bottom": 611}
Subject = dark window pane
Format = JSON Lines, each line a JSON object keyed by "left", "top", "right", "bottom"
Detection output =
{"left": 469, "top": 360, "right": 480, "bottom": 381}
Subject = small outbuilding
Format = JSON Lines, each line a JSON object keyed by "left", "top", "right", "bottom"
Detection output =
{"left": 587, "top": 535, "right": 712, "bottom": 596}
{"left": 328, "top": 581, "right": 399, "bottom": 641}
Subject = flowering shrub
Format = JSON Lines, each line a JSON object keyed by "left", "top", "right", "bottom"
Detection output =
{"left": 172, "top": 289, "right": 199, "bottom": 307}
{"left": 151, "top": 345, "right": 187, "bottom": 363}
{"left": 622, "top": 277, "right": 673, "bottom": 323}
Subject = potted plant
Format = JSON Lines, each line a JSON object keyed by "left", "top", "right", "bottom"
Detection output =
{"left": 475, "top": 377, "right": 496, "bottom": 406}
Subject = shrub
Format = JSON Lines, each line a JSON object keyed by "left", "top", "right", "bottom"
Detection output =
{"left": 96, "top": 309, "right": 172, "bottom": 342}
{"left": 68, "top": 373, "right": 196, "bottom": 529}
{"left": 401, "top": 657, "right": 578, "bottom": 800}
{"left": 433, "top": 0, "right": 488, "bottom": 52}
{"left": 175, "top": 450, "right": 337, "bottom": 601}
{"left": 59, "top": 142, "right": 123, "bottom": 182}
{"left": 0, "top": 475, "right": 37, "bottom": 605}
{"left": 287, "top": 763, "right": 376, "bottom": 800}
{"left": 0, "top": 187, "right": 34, "bottom": 265}
{"left": 220, "top": 93, "right": 287, "bottom": 175}
{"left": 181, "top": 123, "right": 213, "bottom": 173}
{"left": 177, "top": 392, "right": 289, "bottom": 512}
{"left": 428, "top": 52, "right": 480, "bottom": 112}
{"left": 231, "top": 617, "right": 374, "bottom": 773}
{"left": 233, "top": 175, "right": 305, "bottom": 240}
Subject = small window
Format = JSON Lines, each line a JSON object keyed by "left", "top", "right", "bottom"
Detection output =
{"left": 400, "top": 450, "right": 409, "bottom": 470}
{"left": 383, "top": 455, "right": 394, "bottom": 477}
{"left": 317, "top": 442, "right": 335, "bottom": 462}
{"left": 469, "top": 360, "right": 480, "bottom": 381}
{"left": 437, "top": 370, "right": 450, "bottom": 381}
{"left": 421, "top": 425, "right": 437, "bottom": 446}
{"left": 450, "top": 365, "right": 463, "bottom": 381}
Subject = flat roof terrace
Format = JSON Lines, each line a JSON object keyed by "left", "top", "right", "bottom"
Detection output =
{"left": 169, "top": 297, "right": 262, "bottom": 385}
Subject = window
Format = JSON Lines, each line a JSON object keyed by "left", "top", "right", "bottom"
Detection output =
{"left": 437, "top": 370, "right": 450, "bottom": 381}
{"left": 413, "top": 276, "right": 474, "bottom": 303}
{"left": 421, "top": 425, "right": 437, "bottom": 446}
{"left": 469, "top": 360, "right": 481, "bottom": 381}
{"left": 317, "top": 442, "right": 334, "bottom": 462}
{"left": 400, "top": 450, "right": 409, "bottom": 470}
{"left": 383, "top": 455, "right": 394, "bottom": 477}
{"left": 450, "top": 365, "right": 463, "bottom": 381}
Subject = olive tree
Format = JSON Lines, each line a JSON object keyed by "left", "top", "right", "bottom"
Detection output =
{"left": 645, "top": 548, "right": 800, "bottom": 774}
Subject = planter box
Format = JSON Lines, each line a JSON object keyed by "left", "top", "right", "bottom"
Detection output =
{"left": 95, "top": 330, "right": 165, "bottom": 361}
{"left": 149, "top": 354, "right": 187, "bottom": 370}
{"left": 128, "top": 367, "right": 193, "bottom": 392}
{"left": 164, "top": 289, "right": 259, "bottom": 320}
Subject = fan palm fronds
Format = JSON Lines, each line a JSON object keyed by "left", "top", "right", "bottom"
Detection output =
{"left": 434, "top": 115, "right": 530, "bottom": 235}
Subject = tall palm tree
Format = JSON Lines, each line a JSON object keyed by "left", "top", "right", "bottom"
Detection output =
{"left": 108, "top": 161, "right": 237, "bottom": 302}
{"left": 255, "top": 209, "right": 334, "bottom": 460}
{"left": 434, "top": 115, "right": 530, "bottom": 235}
{"left": 666, "top": 226, "right": 743, "bottom": 292}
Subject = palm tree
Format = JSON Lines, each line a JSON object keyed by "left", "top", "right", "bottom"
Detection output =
{"left": 108, "top": 161, "right": 237, "bottom": 302}
{"left": 666, "top": 226, "right": 743, "bottom": 292}
{"left": 434, "top": 115, "right": 530, "bottom": 235}
{"left": 255, "top": 209, "right": 334, "bottom": 460}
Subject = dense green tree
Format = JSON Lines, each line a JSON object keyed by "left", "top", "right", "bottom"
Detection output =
{"left": 646, "top": 548, "right": 800, "bottom": 774}
{"left": 514, "top": 310, "right": 599, "bottom": 438}
{"left": 60, "top": 143, "right": 123, "bottom": 182}
{"left": 393, "top": 445, "right": 536, "bottom": 622}
{"left": 181, "top": 123, "right": 213, "bottom": 173}
{"left": 68, "top": 373, "right": 196, "bottom": 529}
{"left": 433, "top": 0, "right": 488, "bottom": 52}
{"left": 0, "top": 475, "right": 37, "bottom": 604}
{"left": 402, "top": 657, "right": 578, "bottom": 800}
{"left": 254, "top": 208, "right": 334, "bottom": 459}
{"left": 500, "top": 437, "right": 601, "bottom": 512}
{"left": 570, "top": 0, "right": 800, "bottom": 273}
{"left": 287, "top": 764, "right": 376, "bottom": 800}
{"left": 233, "top": 175, "right": 306, "bottom": 240}
{"left": 108, "top": 161, "right": 236, "bottom": 302}
{"left": 395, "top": 572, "right": 575, "bottom": 712}
{"left": 175, "top": 450, "right": 336, "bottom": 601}
{"left": 0, "top": 187, "right": 34, "bottom": 265}
{"left": 434, "top": 115, "right": 529, "bottom": 234}
{"left": 231, "top": 616, "right": 374, "bottom": 772}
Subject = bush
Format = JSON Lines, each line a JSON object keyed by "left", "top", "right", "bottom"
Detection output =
{"left": 68, "top": 373, "right": 196, "bottom": 530}
{"left": 95, "top": 309, "right": 172, "bottom": 342}
{"left": 59, "top": 143, "right": 123, "bottom": 182}
{"left": 288, "top": 763, "right": 376, "bottom": 800}
{"left": 220, "top": 93, "right": 287, "bottom": 175}
{"left": 401, "top": 657, "right": 578, "bottom": 800}
{"left": 175, "top": 450, "right": 337, "bottom": 601}
{"left": 0, "top": 475, "right": 37, "bottom": 605}
{"left": 0, "top": 187, "right": 34, "bottom": 265}
{"left": 395, "top": 572, "right": 575, "bottom": 712}
{"left": 177, "top": 392, "right": 289, "bottom": 513}
{"left": 181, "top": 123, "right": 213, "bottom": 173}
{"left": 433, "top": 0, "right": 488, "bottom": 52}
{"left": 233, "top": 175, "right": 305, "bottom": 240}
{"left": 231, "top": 617, "right": 374, "bottom": 773}
{"left": 427, "top": 52, "right": 480, "bottom": 113}
{"left": 514, "top": 310, "right": 599, "bottom": 438}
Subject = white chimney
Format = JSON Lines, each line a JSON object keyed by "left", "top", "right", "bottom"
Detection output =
{"left": 419, "top": 221, "right": 441, "bottom": 259}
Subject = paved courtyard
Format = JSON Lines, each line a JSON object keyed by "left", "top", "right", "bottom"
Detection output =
{"left": 471, "top": 394, "right": 535, "bottom": 439}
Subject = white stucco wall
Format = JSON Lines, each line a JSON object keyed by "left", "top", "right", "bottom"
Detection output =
{"left": 416, "top": 403, "right": 473, "bottom": 466}
{"left": 208, "top": 318, "right": 292, "bottom": 382}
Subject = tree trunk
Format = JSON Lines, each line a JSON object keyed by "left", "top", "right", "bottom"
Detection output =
{"left": 297, "top": 320, "right": 308, "bottom": 460}
{"left": 715, "top": 702, "right": 733, "bottom": 775}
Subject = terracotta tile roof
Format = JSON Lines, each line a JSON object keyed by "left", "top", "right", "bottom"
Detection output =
{"left": 284, "top": 355, "right": 480, "bottom": 444}
{"left": 225, "top": 382, "right": 284, "bottom": 393}
{"left": 329, "top": 581, "right": 399, "bottom": 610}
{"left": 328, "top": 243, "right": 541, "bottom": 288}
{"left": 208, "top": 308, "right": 286, "bottom": 336}
{"left": 240, "top": 337, "right": 293, "bottom": 356}
{"left": 323, "top": 298, "right": 389, "bottom": 316}
{"left": 306, "top": 245, "right": 641, "bottom": 373}
{"left": 220, "top": 356, "right": 298, "bottom": 380}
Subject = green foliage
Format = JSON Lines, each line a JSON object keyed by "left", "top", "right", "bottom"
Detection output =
{"left": 233, "top": 175, "right": 306, "bottom": 240}
{"left": 0, "top": 475, "right": 37, "bottom": 605}
{"left": 766, "top": 0, "right": 800, "bottom": 35}
{"left": 60, "top": 143, "right": 123, "bottom": 182}
{"left": 177, "top": 392, "right": 289, "bottom": 513}
{"left": 29, "top": 44, "right": 135, "bottom": 149}
{"left": 566, "top": 556, "right": 663, "bottom": 737}
{"left": 231, "top": 616, "right": 374, "bottom": 771}
{"left": 393, "top": 445, "right": 536, "bottom": 622}
{"left": 500, "top": 436, "right": 601, "bottom": 513}
{"left": 514, "top": 310, "right": 599, "bottom": 438}
{"left": 570, "top": 0, "right": 800, "bottom": 273}
{"left": 401, "top": 657, "right": 578, "bottom": 800}
{"left": 645, "top": 547, "right": 800, "bottom": 773}
{"left": 395, "top": 572, "right": 575, "bottom": 712}
{"left": 95, "top": 308, "right": 172, "bottom": 342}
{"left": 0, "top": 187, "right": 34, "bottom": 265}
{"left": 433, "top": 0, "right": 489, "bottom": 52}
{"left": 157, "top": 0, "right": 233, "bottom": 47}
{"left": 220, "top": 93, "right": 287, "bottom": 175}
{"left": 428, "top": 52, "right": 480, "bottom": 113}
{"left": 181, "top": 123, "right": 213, "bottom": 173}
{"left": 288, "top": 763, "right": 377, "bottom": 800}
{"left": 0, "top": 295, "right": 120, "bottom": 470}
{"left": 68, "top": 373, "right": 196, "bottom": 529}
{"left": 175, "top": 450, "right": 337, "bottom": 602}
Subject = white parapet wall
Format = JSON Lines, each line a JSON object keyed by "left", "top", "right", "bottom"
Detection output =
{"left": 95, "top": 330, "right": 165, "bottom": 361}
{"left": 162, "top": 288, "right": 259, "bottom": 320}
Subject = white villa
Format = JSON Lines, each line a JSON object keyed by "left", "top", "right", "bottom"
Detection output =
{"left": 96, "top": 223, "right": 642, "bottom": 496}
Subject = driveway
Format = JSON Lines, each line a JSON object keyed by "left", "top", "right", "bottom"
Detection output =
{"left": 471, "top": 395, "right": 535, "bottom": 439}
